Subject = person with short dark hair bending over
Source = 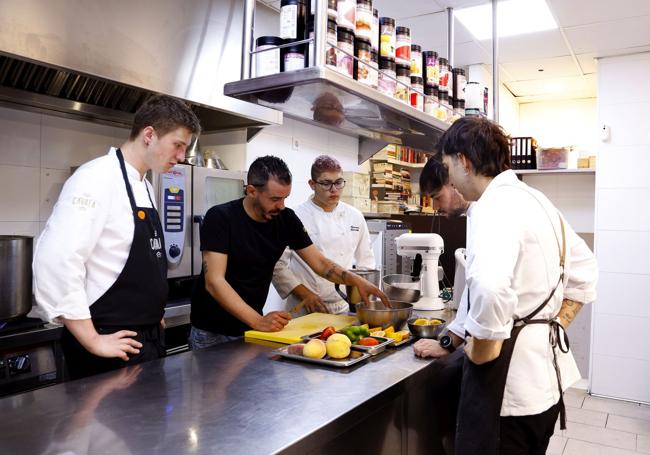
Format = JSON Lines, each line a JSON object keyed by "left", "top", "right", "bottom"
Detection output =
{"left": 189, "top": 155, "right": 388, "bottom": 349}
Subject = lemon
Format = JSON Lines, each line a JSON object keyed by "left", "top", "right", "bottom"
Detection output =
{"left": 413, "top": 318, "right": 429, "bottom": 326}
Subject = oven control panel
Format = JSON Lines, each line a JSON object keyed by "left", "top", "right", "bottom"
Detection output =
{"left": 159, "top": 166, "right": 187, "bottom": 268}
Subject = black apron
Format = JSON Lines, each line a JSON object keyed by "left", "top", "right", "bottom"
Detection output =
{"left": 62, "top": 149, "right": 168, "bottom": 380}
{"left": 455, "top": 214, "right": 569, "bottom": 455}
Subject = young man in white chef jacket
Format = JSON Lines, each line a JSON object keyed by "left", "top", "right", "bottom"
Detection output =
{"left": 272, "top": 155, "right": 375, "bottom": 314}
{"left": 436, "top": 116, "right": 597, "bottom": 454}
{"left": 31, "top": 95, "right": 201, "bottom": 379}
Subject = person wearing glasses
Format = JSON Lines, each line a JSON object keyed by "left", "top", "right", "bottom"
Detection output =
{"left": 272, "top": 155, "right": 376, "bottom": 315}
{"left": 32, "top": 95, "right": 201, "bottom": 379}
{"left": 189, "top": 155, "right": 387, "bottom": 349}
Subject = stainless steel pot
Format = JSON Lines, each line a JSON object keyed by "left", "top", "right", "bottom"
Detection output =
{"left": 0, "top": 236, "right": 33, "bottom": 321}
{"left": 335, "top": 269, "right": 381, "bottom": 312}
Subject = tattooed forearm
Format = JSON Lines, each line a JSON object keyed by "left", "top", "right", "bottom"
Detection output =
{"left": 557, "top": 298, "right": 583, "bottom": 329}
{"left": 322, "top": 261, "right": 349, "bottom": 284}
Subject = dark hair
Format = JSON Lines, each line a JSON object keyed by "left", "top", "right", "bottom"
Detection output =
{"left": 438, "top": 116, "right": 511, "bottom": 177}
{"left": 248, "top": 155, "right": 292, "bottom": 188}
{"left": 129, "top": 95, "right": 201, "bottom": 140}
{"left": 419, "top": 153, "right": 449, "bottom": 195}
{"left": 311, "top": 155, "right": 342, "bottom": 180}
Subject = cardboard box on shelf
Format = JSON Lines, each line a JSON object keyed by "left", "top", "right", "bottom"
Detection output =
{"left": 341, "top": 196, "right": 372, "bottom": 213}
{"left": 341, "top": 172, "right": 370, "bottom": 197}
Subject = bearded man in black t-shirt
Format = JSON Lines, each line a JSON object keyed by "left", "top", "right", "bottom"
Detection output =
{"left": 189, "top": 155, "right": 388, "bottom": 349}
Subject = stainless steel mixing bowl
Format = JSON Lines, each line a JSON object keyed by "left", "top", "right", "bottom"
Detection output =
{"left": 382, "top": 274, "right": 421, "bottom": 303}
{"left": 407, "top": 317, "right": 447, "bottom": 339}
{"left": 356, "top": 299, "right": 413, "bottom": 330}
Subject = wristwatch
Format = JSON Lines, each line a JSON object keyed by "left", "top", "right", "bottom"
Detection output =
{"left": 439, "top": 335, "right": 455, "bottom": 352}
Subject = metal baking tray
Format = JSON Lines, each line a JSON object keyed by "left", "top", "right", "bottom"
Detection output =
{"left": 390, "top": 335, "right": 414, "bottom": 348}
{"left": 302, "top": 332, "right": 394, "bottom": 356}
{"left": 271, "top": 345, "right": 370, "bottom": 368}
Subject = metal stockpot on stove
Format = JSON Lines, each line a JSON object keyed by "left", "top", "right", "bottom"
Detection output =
{"left": 0, "top": 236, "right": 33, "bottom": 321}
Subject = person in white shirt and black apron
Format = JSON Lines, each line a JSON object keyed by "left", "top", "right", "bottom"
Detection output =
{"left": 433, "top": 117, "right": 598, "bottom": 454}
{"left": 32, "top": 95, "right": 201, "bottom": 379}
{"left": 273, "top": 155, "right": 376, "bottom": 315}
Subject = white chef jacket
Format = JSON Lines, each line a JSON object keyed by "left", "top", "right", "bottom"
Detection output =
{"left": 451, "top": 170, "right": 597, "bottom": 417}
{"left": 31, "top": 148, "right": 157, "bottom": 323}
{"left": 272, "top": 197, "right": 375, "bottom": 314}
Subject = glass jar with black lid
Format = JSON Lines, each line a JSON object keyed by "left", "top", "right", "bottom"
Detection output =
{"left": 280, "top": 0, "right": 307, "bottom": 41}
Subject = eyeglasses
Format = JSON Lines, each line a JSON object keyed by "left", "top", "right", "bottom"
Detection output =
{"left": 315, "top": 179, "right": 346, "bottom": 191}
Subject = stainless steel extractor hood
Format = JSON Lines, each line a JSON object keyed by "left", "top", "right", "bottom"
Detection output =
{"left": 0, "top": 0, "right": 282, "bottom": 136}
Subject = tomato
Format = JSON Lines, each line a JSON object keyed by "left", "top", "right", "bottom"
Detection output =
{"left": 319, "top": 326, "right": 336, "bottom": 340}
{"left": 357, "top": 337, "right": 379, "bottom": 346}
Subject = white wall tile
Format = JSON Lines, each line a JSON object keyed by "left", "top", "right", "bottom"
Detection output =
{"left": 638, "top": 434, "right": 650, "bottom": 454}
{"left": 597, "top": 188, "right": 650, "bottom": 231}
{"left": 518, "top": 98, "right": 597, "bottom": 152}
{"left": 328, "top": 130, "right": 358, "bottom": 157}
{"left": 521, "top": 173, "right": 596, "bottom": 233}
{"left": 592, "top": 313, "right": 650, "bottom": 361}
{"left": 0, "top": 165, "right": 40, "bottom": 222}
{"left": 291, "top": 119, "right": 330, "bottom": 151}
{"left": 41, "top": 115, "right": 120, "bottom": 170}
{"left": 568, "top": 303, "right": 592, "bottom": 378}
{"left": 595, "top": 230, "right": 650, "bottom": 274}
{"left": 39, "top": 168, "right": 70, "bottom": 222}
{"left": 599, "top": 53, "right": 650, "bottom": 106}
{"left": 596, "top": 145, "right": 650, "bottom": 189}
{"left": 596, "top": 272, "right": 650, "bottom": 318}
{"left": 591, "top": 354, "right": 650, "bottom": 403}
{"left": 0, "top": 107, "right": 41, "bottom": 168}
{"left": 600, "top": 101, "right": 650, "bottom": 147}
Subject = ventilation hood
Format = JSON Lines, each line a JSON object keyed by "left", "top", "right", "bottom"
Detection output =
{"left": 0, "top": 0, "right": 282, "bottom": 136}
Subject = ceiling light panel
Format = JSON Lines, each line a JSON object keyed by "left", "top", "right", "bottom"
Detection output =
{"left": 455, "top": 0, "right": 558, "bottom": 41}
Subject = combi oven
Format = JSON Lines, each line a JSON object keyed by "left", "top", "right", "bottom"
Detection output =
{"left": 152, "top": 164, "right": 246, "bottom": 279}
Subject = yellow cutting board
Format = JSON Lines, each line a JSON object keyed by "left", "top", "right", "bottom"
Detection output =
{"left": 244, "top": 313, "right": 357, "bottom": 344}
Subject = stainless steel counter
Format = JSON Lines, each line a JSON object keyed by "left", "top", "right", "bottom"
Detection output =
{"left": 0, "top": 337, "right": 449, "bottom": 454}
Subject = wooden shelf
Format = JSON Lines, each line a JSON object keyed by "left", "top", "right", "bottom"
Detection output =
{"left": 370, "top": 158, "right": 426, "bottom": 168}
{"left": 515, "top": 168, "right": 595, "bottom": 175}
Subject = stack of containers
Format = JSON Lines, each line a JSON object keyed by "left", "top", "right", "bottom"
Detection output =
{"left": 279, "top": 0, "right": 308, "bottom": 72}
{"left": 336, "top": 0, "right": 356, "bottom": 78}
{"left": 354, "top": 0, "right": 375, "bottom": 87}
{"left": 378, "top": 16, "right": 396, "bottom": 97}
{"left": 253, "top": 0, "right": 465, "bottom": 123}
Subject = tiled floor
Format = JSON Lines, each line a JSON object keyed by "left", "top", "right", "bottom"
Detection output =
{"left": 547, "top": 388, "right": 650, "bottom": 454}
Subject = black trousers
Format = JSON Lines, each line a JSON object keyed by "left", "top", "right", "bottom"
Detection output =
{"left": 499, "top": 402, "right": 561, "bottom": 455}
{"left": 62, "top": 324, "right": 165, "bottom": 380}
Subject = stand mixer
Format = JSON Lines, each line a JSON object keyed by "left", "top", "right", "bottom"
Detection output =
{"left": 395, "top": 233, "right": 445, "bottom": 311}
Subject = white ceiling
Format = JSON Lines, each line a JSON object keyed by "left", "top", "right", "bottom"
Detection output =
{"left": 257, "top": 0, "right": 650, "bottom": 102}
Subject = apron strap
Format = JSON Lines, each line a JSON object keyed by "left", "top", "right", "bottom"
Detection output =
{"left": 115, "top": 148, "right": 139, "bottom": 213}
